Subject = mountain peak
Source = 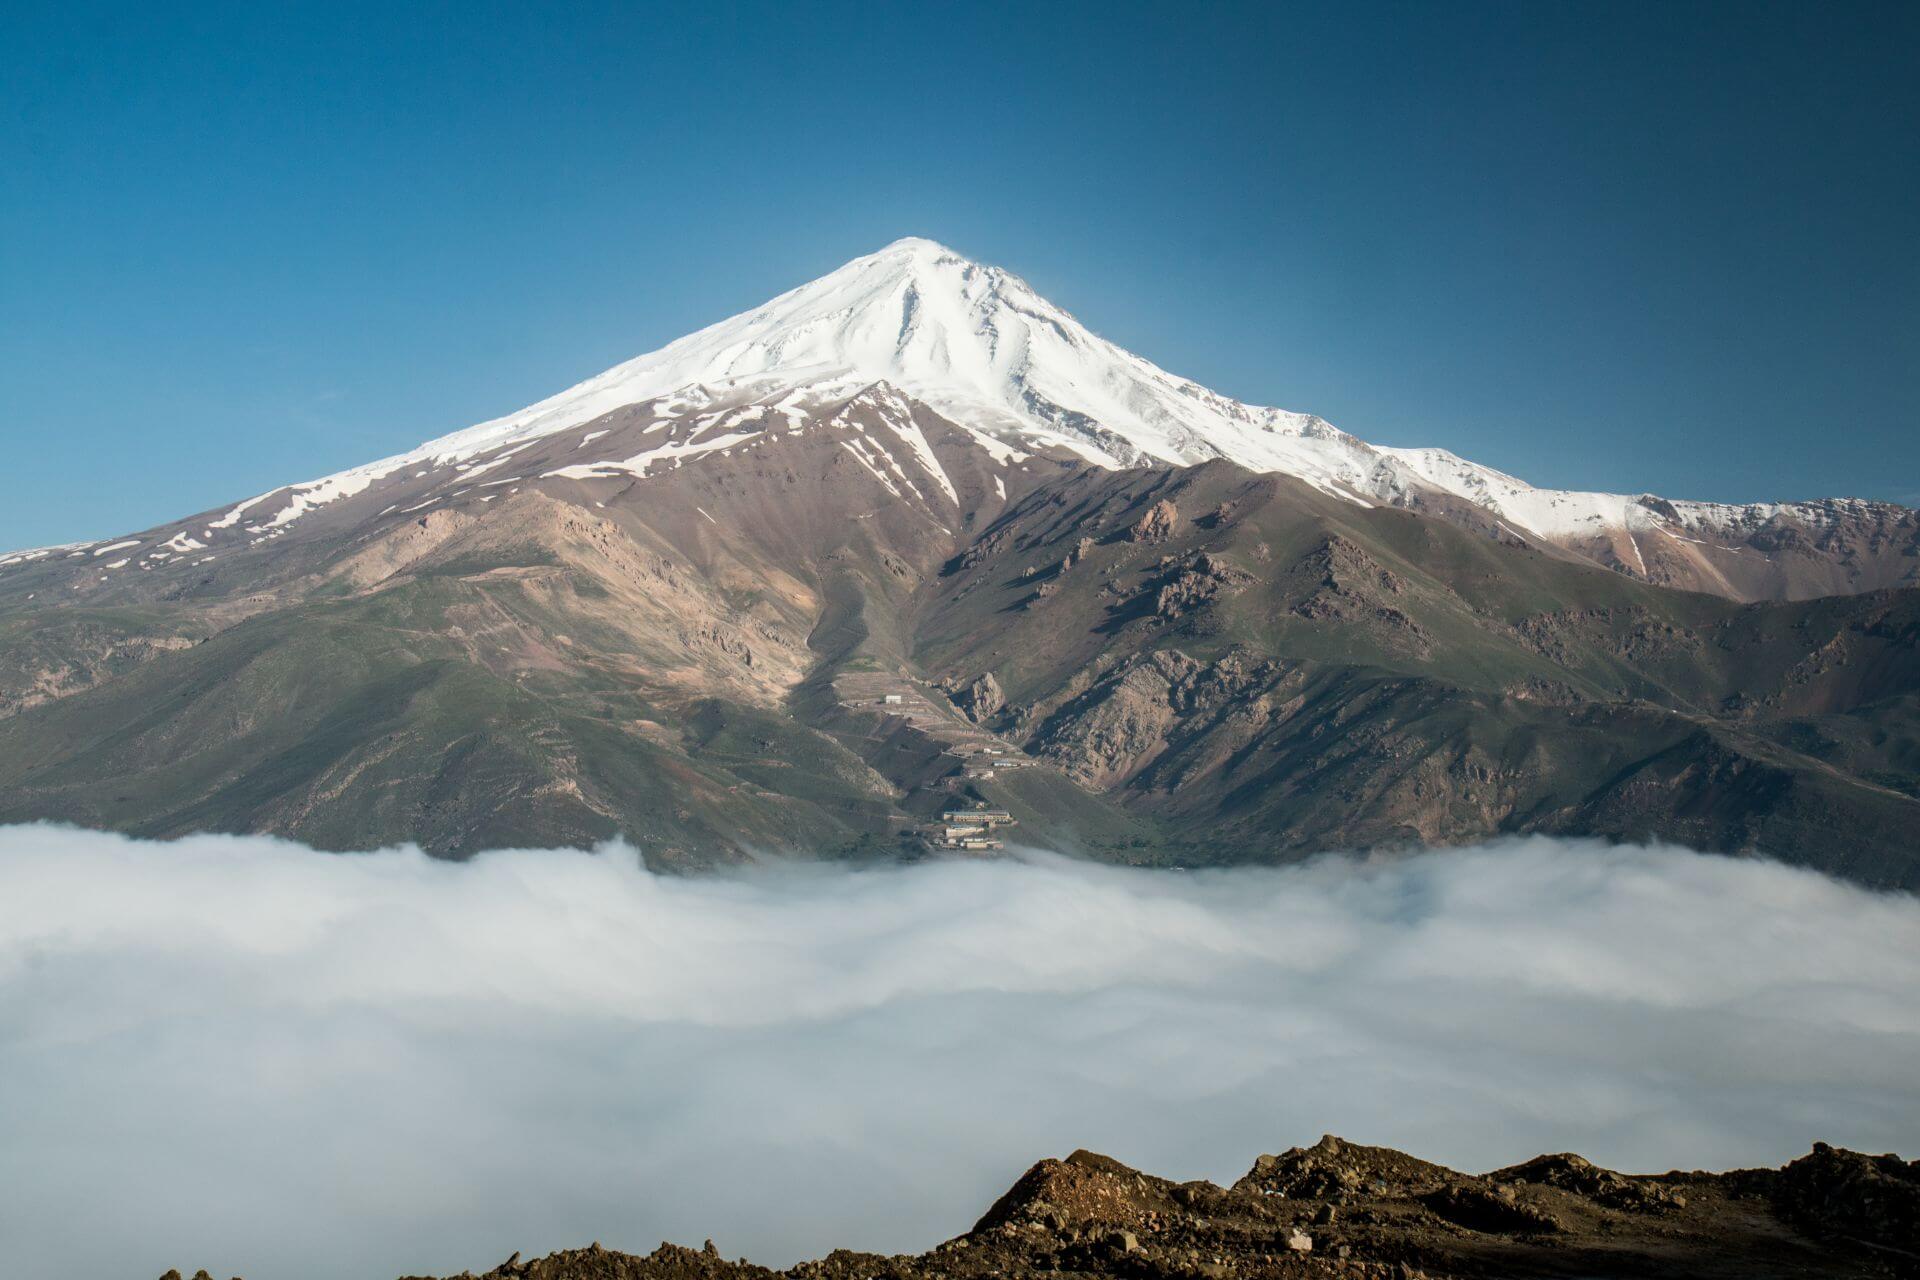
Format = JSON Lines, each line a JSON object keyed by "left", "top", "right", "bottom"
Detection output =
{"left": 872, "top": 235, "right": 962, "bottom": 257}
{"left": 408, "top": 236, "right": 1331, "bottom": 479}
{"left": 67, "top": 241, "right": 1903, "bottom": 591}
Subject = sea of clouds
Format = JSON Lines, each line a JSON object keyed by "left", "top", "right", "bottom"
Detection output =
{"left": 1, "top": 826, "right": 1917, "bottom": 1280}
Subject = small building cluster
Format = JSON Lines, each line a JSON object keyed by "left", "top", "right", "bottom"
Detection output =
{"left": 962, "top": 756, "right": 1039, "bottom": 780}
{"left": 926, "top": 805, "right": 1018, "bottom": 852}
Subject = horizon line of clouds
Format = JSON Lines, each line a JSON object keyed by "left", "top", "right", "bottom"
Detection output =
{"left": 1, "top": 824, "right": 1916, "bottom": 1280}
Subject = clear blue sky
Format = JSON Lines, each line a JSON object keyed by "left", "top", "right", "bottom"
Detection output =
{"left": 3, "top": 0, "right": 1916, "bottom": 550}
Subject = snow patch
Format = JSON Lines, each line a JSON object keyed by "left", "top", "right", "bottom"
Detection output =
{"left": 542, "top": 429, "right": 764, "bottom": 481}
{"left": 208, "top": 492, "right": 278, "bottom": 530}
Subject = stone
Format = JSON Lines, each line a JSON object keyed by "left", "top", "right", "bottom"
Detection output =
{"left": 1127, "top": 498, "right": 1179, "bottom": 542}
{"left": 958, "top": 671, "right": 1004, "bottom": 721}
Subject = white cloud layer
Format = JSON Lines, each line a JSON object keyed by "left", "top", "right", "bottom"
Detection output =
{"left": 1, "top": 827, "right": 1917, "bottom": 1280}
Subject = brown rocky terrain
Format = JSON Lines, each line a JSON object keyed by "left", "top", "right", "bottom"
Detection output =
{"left": 156, "top": 1135, "right": 1920, "bottom": 1280}
{"left": 2, "top": 399, "right": 1918, "bottom": 885}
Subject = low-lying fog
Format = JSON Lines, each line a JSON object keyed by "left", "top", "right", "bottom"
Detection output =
{"left": 2, "top": 827, "right": 1916, "bottom": 1280}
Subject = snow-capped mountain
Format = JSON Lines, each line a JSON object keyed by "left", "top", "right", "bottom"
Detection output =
{"left": 370, "top": 236, "right": 1903, "bottom": 537}
{"left": 4, "top": 238, "right": 1914, "bottom": 600}
{"left": 4, "top": 240, "right": 1919, "bottom": 877}
{"left": 405, "top": 237, "right": 1359, "bottom": 479}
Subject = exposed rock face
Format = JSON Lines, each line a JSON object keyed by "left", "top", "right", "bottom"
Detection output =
{"left": 0, "top": 622, "right": 200, "bottom": 718}
{"left": 1153, "top": 552, "right": 1250, "bottom": 619}
{"left": 1751, "top": 1141, "right": 1920, "bottom": 1258}
{"left": 955, "top": 672, "right": 1005, "bottom": 723}
{"left": 1127, "top": 498, "right": 1179, "bottom": 543}
{"left": 1235, "top": 1134, "right": 1454, "bottom": 1200}
{"left": 1033, "top": 649, "right": 1286, "bottom": 790}
{"left": 388, "top": 1136, "right": 1916, "bottom": 1280}
{"left": 1299, "top": 534, "right": 1405, "bottom": 597}
{"left": 1285, "top": 536, "right": 1430, "bottom": 655}
{"left": 1511, "top": 607, "right": 1702, "bottom": 667}
{"left": 1493, "top": 1151, "right": 1686, "bottom": 1211}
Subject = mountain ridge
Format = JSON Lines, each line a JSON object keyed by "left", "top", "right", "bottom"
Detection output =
{"left": 236, "top": 1135, "right": 1920, "bottom": 1280}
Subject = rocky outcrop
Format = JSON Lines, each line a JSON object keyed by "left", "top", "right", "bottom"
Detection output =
{"left": 389, "top": 1137, "right": 1913, "bottom": 1280}
{"left": 1284, "top": 536, "right": 1429, "bottom": 655}
{"left": 1032, "top": 649, "right": 1286, "bottom": 789}
{"left": 0, "top": 622, "right": 199, "bottom": 718}
{"left": 1055, "top": 536, "right": 1095, "bottom": 575}
{"left": 1511, "top": 606, "right": 1701, "bottom": 667}
{"left": 954, "top": 672, "right": 1004, "bottom": 723}
{"left": 1493, "top": 1151, "right": 1686, "bottom": 1212}
{"left": 1127, "top": 498, "right": 1178, "bottom": 543}
{"left": 1153, "top": 552, "right": 1250, "bottom": 619}
{"left": 1298, "top": 534, "right": 1406, "bottom": 597}
{"left": 1746, "top": 1141, "right": 1920, "bottom": 1258}
{"left": 1235, "top": 1134, "right": 1454, "bottom": 1200}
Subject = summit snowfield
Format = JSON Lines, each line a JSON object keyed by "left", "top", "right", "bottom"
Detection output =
{"left": 305, "top": 236, "right": 1909, "bottom": 524}
{"left": 425, "top": 236, "right": 1361, "bottom": 481}
{"left": 5, "top": 238, "right": 1916, "bottom": 600}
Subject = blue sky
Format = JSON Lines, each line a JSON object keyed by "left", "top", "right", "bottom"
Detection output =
{"left": 3, "top": 0, "right": 1916, "bottom": 550}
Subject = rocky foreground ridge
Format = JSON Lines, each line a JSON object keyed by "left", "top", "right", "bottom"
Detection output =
{"left": 161, "top": 1136, "right": 1920, "bottom": 1280}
